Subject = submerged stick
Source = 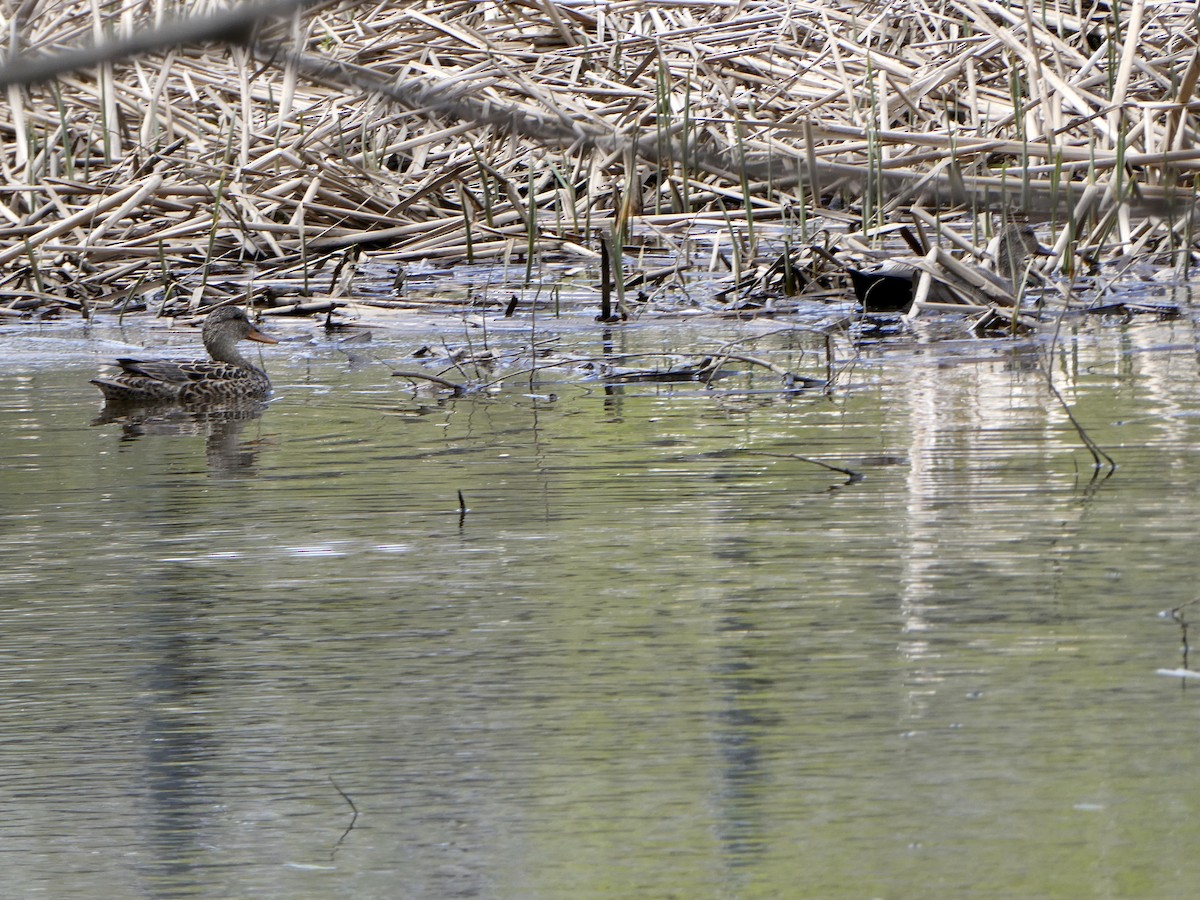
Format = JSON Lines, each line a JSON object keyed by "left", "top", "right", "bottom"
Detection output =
{"left": 1040, "top": 362, "right": 1116, "bottom": 478}
{"left": 328, "top": 776, "right": 358, "bottom": 858}
{"left": 599, "top": 234, "right": 612, "bottom": 321}
{"left": 391, "top": 368, "right": 466, "bottom": 396}
{"left": 744, "top": 450, "right": 863, "bottom": 485}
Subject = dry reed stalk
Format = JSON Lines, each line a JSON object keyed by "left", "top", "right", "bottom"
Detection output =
{"left": 0, "top": 0, "right": 1194, "bottom": 317}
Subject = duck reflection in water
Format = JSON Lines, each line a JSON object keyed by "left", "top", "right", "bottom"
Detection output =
{"left": 93, "top": 400, "right": 271, "bottom": 474}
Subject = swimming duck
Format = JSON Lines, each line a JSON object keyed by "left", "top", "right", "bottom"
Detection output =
{"left": 92, "top": 306, "right": 278, "bottom": 404}
{"left": 850, "top": 224, "right": 1052, "bottom": 313}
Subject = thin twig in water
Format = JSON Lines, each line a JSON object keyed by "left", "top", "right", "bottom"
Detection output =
{"left": 1035, "top": 243, "right": 1115, "bottom": 478}
{"left": 703, "top": 327, "right": 839, "bottom": 389}
{"left": 329, "top": 776, "right": 358, "bottom": 858}
{"left": 1039, "top": 362, "right": 1116, "bottom": 478}
{"left": 704, "top": 351, "right": 826, "bottom": 389}
{"left": 391, "top": 369, "right": 466, "bottom": 395}
{"left": 744, "top": 450, "right": 862, "bottom": 484}
{"left": 1166, "top": 598, "right": 1200, "bottom": 672}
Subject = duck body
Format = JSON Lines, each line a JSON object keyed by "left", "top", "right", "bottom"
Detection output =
{"left": 93, "top": 357, "right": 272, "bottom": 404}
{"left": 92, "top": 307, "right": 277, "bottom": 405}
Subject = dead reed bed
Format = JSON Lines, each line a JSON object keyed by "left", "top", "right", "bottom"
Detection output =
{"left": 0, "top": 0, "right": 1196, "bottom": 319}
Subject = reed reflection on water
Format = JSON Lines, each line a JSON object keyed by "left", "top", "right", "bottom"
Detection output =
{"left": 2, "top": 315, "right": 1200, "bottom": 898}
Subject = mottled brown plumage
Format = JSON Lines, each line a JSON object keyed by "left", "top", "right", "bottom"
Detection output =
{"left": 989, "top": 224, "right": 1051, "bottom": 290}
{"left": 92, "top": 307, "right": 277, "bottom": 404}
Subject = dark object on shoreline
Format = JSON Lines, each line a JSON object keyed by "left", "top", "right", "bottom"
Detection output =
{"left": 849, "top": 225, "right": 1052, "bottom": 314}
{"left": 92, "top": 306, "right": 278, "bottom": 404}
{"left": 848, "top": 265, "right": 919, "bottom": 312}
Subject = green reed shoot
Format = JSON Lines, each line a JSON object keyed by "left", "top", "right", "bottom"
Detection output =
{"left": 733, "top": 116, "right": 756, "bottom": 256}
{"left": 50, "top": 82, "right": 74, "bottom": 180}
{"left": 681, "top": 69, "right": 693, "bottom": 212}
{"left": 459, "top": 183, "right": 474, "bottom": 264}
{"left": 864, "top": 56, "right": 882, "bottom": 239}
{"left": 471, "top": 149, "right": 497, "bottom": 229}
{"left": 202, "top": 123, "right": 237, "bottom": 296}
{"left": 655, "top": 58, "right": 670, "bottom": 217}
{"left": 525, "top": 160, "right": 536, "bottom": 287}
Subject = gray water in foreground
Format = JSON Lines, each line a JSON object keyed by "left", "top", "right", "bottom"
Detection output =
{"left": 2, "top": 308, "right": 1200, "bottom": 899}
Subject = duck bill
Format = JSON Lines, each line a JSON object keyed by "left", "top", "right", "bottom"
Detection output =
{"left": 246, "top": 328, "right": 278, "bottom": 345}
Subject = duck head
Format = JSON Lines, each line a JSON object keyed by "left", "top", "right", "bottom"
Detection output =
{"left": 202, "top": 306, "right": 278, "bottom": 366}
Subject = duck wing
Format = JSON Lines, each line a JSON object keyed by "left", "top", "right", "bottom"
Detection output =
{"left": 113, "top": 356, "right": 206, "bottom": 385}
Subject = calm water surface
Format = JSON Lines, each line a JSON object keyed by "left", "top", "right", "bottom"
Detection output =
{"left": 2, "top": 308, "right": 1200, "bottom": 898}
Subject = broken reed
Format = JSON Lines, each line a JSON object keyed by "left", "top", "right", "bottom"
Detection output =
{"left": 0, "top": 0, "right": 1198, "bottom": 312}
